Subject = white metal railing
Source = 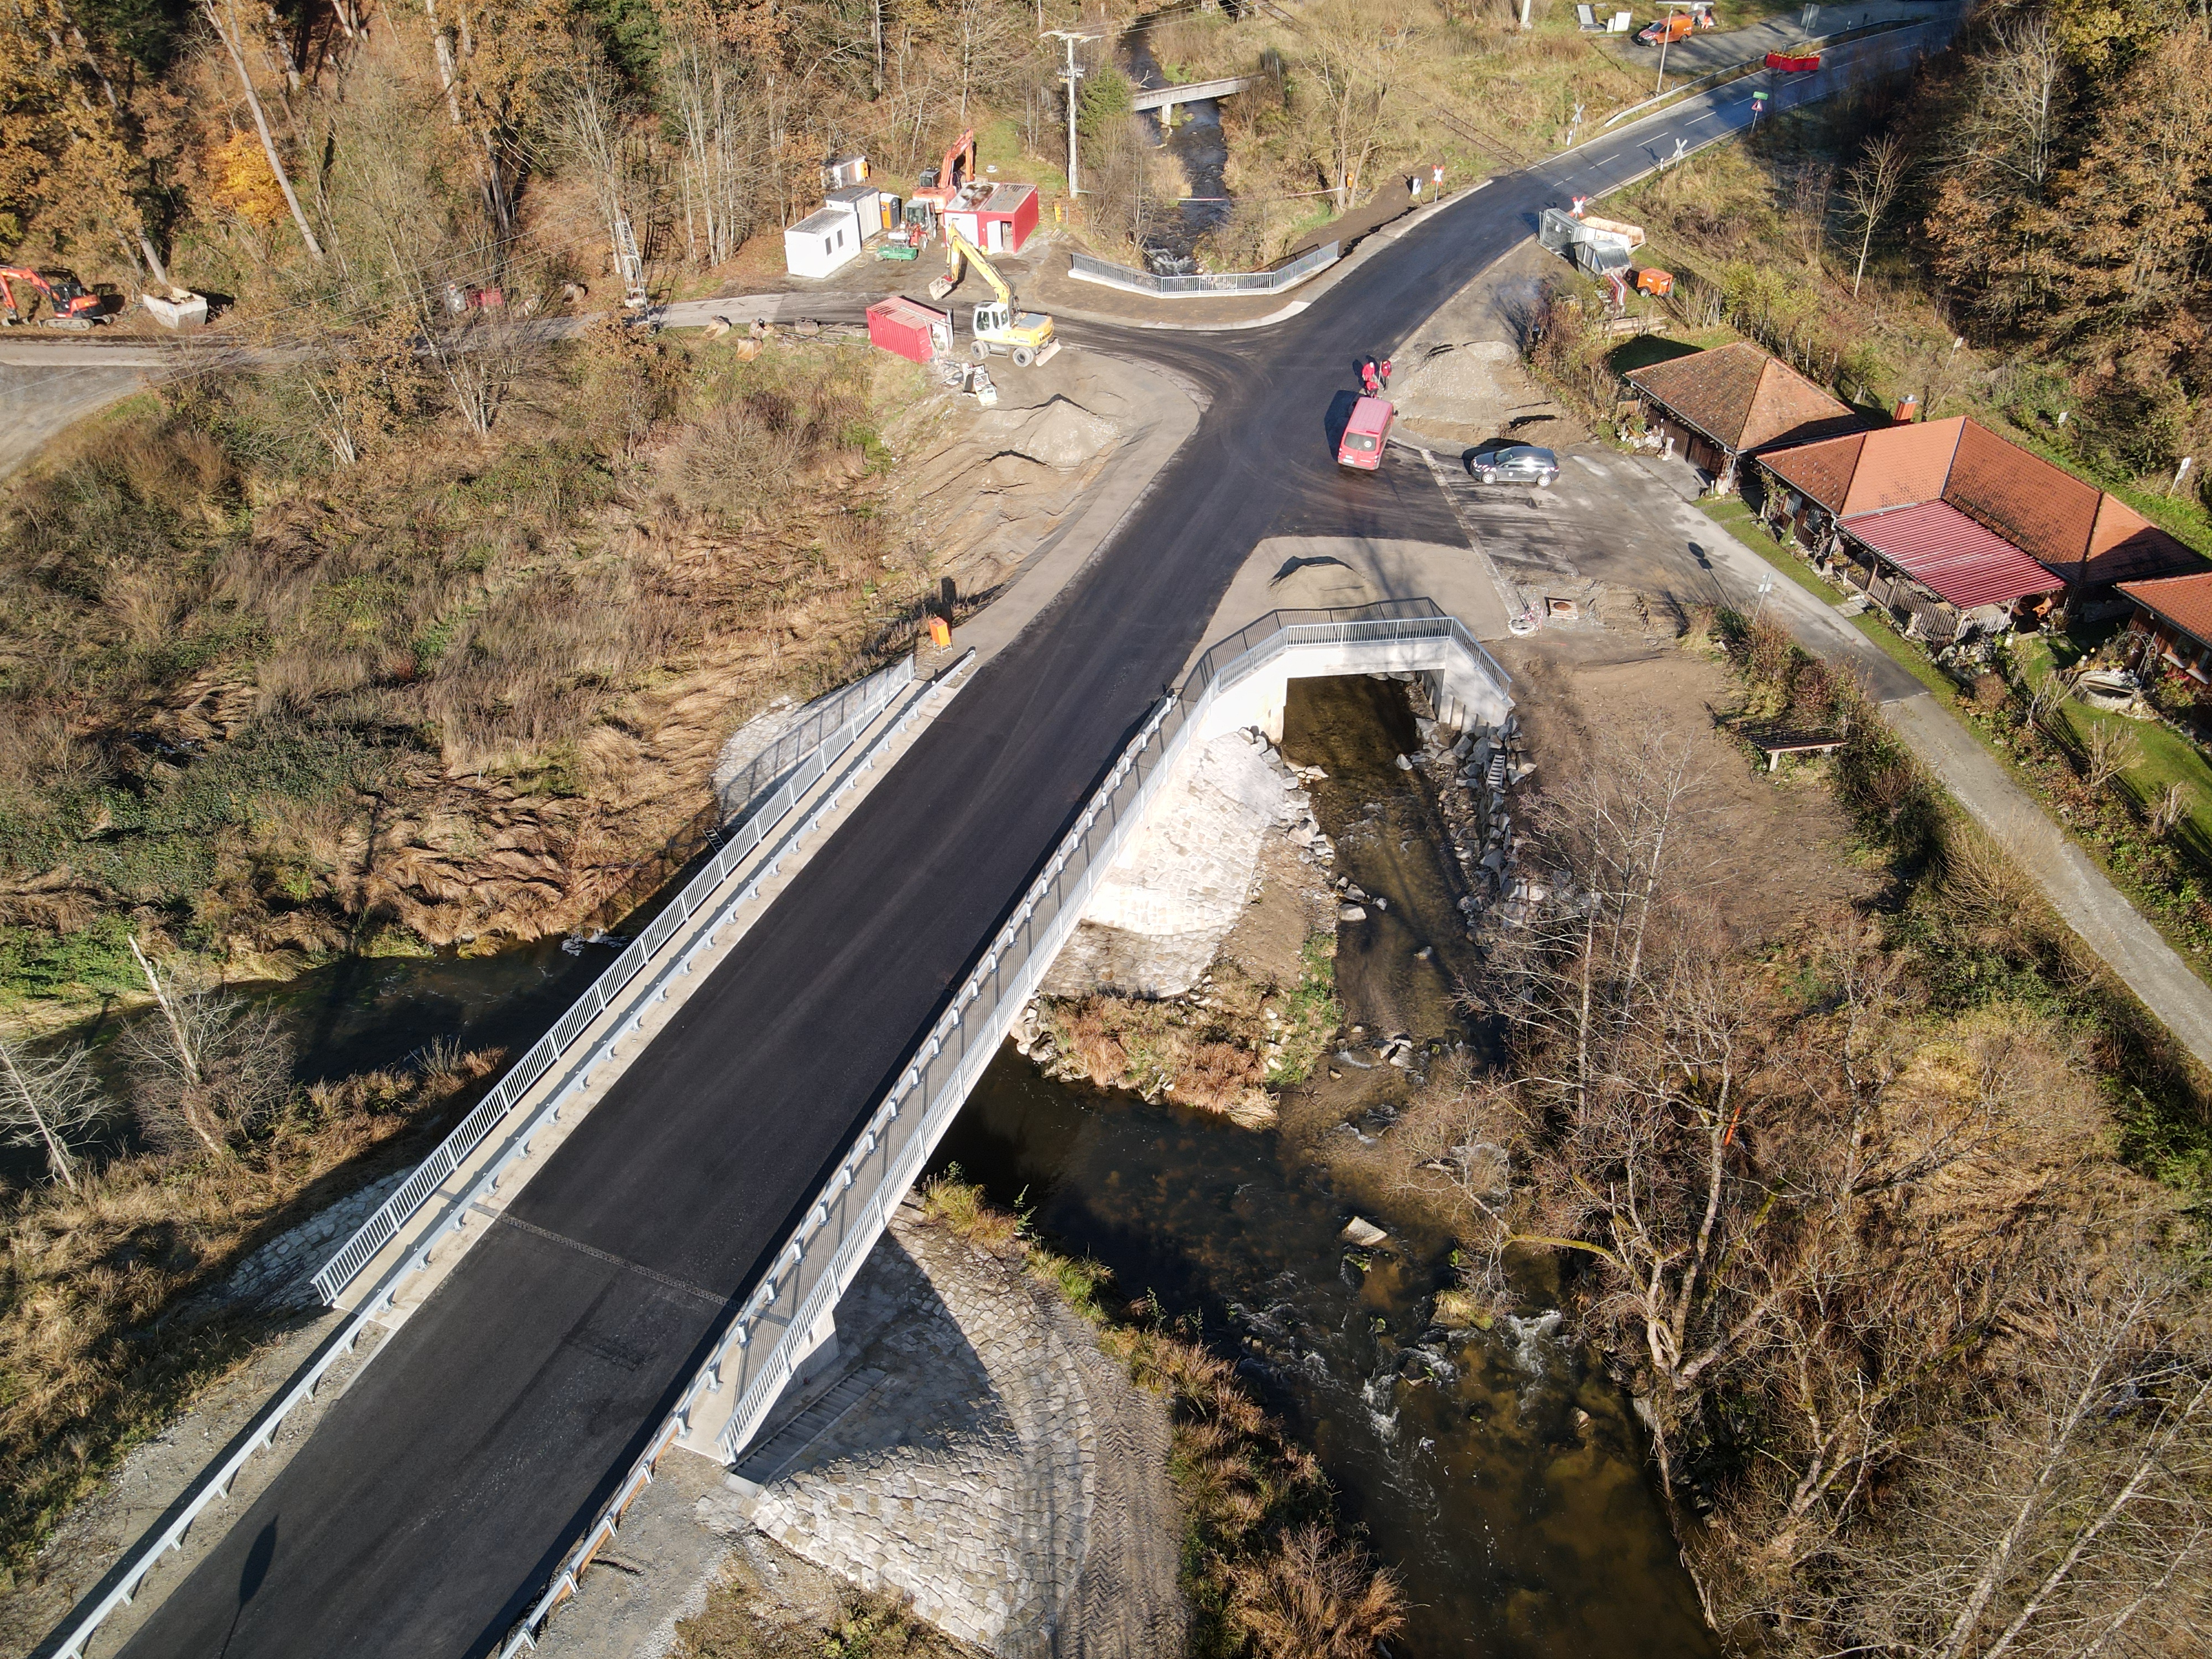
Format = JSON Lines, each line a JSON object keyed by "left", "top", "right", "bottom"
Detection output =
{"left": 1068, "top": 242, "right": 1339, "bottom": 298}
{"left": 307, "top": 657, "right": 915, "bottom": 1305}
{"left": 36, "top": 653, "right": 946, "bottom": 1659}
{"left": 495, "top": 601, "right": 1510, "bottom": 1655}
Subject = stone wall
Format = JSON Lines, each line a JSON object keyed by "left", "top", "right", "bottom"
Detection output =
{"left": 1042, "top": 726, "right": 1324, "bottom": 1000}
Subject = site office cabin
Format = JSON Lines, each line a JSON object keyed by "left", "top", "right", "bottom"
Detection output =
{"left": 1338, "top": 396, "right": 1395, "bottom": 470}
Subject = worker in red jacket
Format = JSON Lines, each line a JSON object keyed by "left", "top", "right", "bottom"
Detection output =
{"left": 1361, "top": 357, "right": 1380, "bottom": 396}
{"left": 1379, "top": 357, "right": 1393, "bottom": 389}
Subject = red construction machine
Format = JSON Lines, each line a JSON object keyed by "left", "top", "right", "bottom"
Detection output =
{"left": 0, "top": 267, "right": 107, "bottom": 328}
{"left": 911, "top": 128, "right": 978, "bottom": 216}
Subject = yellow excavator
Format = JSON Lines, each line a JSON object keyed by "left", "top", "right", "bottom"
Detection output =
{"left": 927, "top": 225, "right": 1059, "bottom": 368}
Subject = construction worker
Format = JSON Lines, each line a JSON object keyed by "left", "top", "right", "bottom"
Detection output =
{"left": 1380, "top": 357, "right": 1394, "bottom": 389}
{"left": 1361, "top": 358, "right": 1380, "bottom": 396}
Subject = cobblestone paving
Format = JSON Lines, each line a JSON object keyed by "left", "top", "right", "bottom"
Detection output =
{"left": 742, "top": 1209, "right": 1184, "bottom": 1658}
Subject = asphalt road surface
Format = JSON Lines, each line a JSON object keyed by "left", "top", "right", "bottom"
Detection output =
{"left": 107, "top": 29, "right": 1953, "bottom": 1658}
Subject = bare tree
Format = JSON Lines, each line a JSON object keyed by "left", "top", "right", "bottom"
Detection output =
{"left": 1841, "top": 131, "right": 1909, "bottom": 298}
{"left": 0, "top": 1036, "right": 111, "bottom": 1192}
{"left": 1295, "top": 0, "right": 1397, "bottom": 212}
{"left": 202, "top": 0, "right": 324, "bottom": 259}
{"left": 126, "top": 939, "right": 294, "bottom": 1157}
{"left": 2082, "top": 720, "right": 2142, "bottom": 792}
{"left": 1830, "top": 1262, "right": 2212, "bottom": 1659}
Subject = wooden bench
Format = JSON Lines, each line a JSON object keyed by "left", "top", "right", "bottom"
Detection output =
{"left": 1744, "top": 728, "right": 1845, "bottom": 770}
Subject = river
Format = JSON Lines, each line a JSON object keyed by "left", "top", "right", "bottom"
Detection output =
{"left": 1124, "top": 23, "right": 1234, "bottom": 275}
{"left": 933, "top": 675, "right": 1714, "bottom": 1657}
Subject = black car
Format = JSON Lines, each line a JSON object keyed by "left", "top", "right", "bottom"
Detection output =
{"left": 1469, "top": 444, "right": 1560, "bottom": 486}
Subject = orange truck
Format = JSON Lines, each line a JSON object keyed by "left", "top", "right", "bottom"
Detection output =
{"left": 1639, "top": 13, "right": 1694, "bottom": 44}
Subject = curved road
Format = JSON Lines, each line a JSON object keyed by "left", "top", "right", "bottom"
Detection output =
{"left": 98, "top": 30, "right": 1950, "bottom": 1659}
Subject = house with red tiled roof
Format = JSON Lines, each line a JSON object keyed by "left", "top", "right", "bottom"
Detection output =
{"left": 1756, "top": 416, "right": 2207, "bottom": 641}
{"left": 1624, "top": 341, "right": 1864, "bottom": 487}
{"left": 2119, "top": 571, "right": 2212, "bottom": 682}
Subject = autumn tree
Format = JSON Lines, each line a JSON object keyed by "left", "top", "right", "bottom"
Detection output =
{"left": 1921, "top": 12, "right": 2068, "bottom": 328}
{"left": 0, "top": 0, "right": 145, "bottom": 267}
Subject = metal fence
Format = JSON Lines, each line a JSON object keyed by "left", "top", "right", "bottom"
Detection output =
{"left": 716, "top": 666, "right": 910, "bottom": 823}
{"left": 1067, "top": 241, "right": 1339, "bottom": 298}
{"left": 309, "top": 656, "right": 916, "bottom": 1305}
{"left": 496, "top": 601, "right": 1511, "bottom": 1656}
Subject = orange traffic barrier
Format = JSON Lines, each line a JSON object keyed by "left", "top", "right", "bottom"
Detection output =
{"left": 928, "top": 615, "right": 952, "bottom": 648}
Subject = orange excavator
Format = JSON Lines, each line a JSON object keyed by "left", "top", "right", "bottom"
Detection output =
{"left": 911, "top": 128, "right": 978, "bottom": 216}
{"left": 0, "top": 268, "right": 106, "bottom": 328}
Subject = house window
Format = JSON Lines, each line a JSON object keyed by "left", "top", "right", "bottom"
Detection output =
{"left": 823, "top": 236, "right": 833, "bottom": 254}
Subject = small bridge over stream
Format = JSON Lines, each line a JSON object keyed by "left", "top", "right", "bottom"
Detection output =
{"left": 1129, "top": 75, "right": 1258, "bottom": 118}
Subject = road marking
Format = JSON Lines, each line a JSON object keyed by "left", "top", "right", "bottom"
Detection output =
{"left": 1599, "top": 152, "right": 1623, "bottom": 163}
{"left": 1686, "top": 112, "right": 1715, "bottom": 123}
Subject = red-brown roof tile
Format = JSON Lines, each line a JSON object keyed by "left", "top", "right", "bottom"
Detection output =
{"left": 1838, "top": 419, "right": 1966, "bottom": 517}
{"left": 2081, "top": 494, "right": 2203, "bottom": 586}
{"left": 1761, "top": 430, "right": 1864, "bottom": 512}
{"left": 2119, "top": 571, "right": 2212, "bottom": 649}
{"left": 1943, "top": 420, "right": 2102, "bottom": 569}
{"left": 1627, "top": 341, "right": 1860, "bottom": 455}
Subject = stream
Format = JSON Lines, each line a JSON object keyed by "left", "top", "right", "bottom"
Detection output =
{"left": 1124, "top": 24, "right": 1233, "bottom": 274}
{"left": 39, "top": 679, "right": 1712, "bottom": 1652}
{"left": 932, "top": 676, "right": 1715, "bottom": 1656}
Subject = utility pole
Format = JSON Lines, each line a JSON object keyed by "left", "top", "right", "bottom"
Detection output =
{"left": 1653, "top": 0, "right": 1694, "bottom": 97}
{"left": 1044, "top": 29, "right": 1093, "bottom": 197}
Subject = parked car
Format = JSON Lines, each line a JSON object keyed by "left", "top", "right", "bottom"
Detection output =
{"left": 1469, "top": 444, "right": 1560, "bottom": 486}
{"left": 1337, "top": 395, "right": 1395, "bottom": 471}
{"left": 1639, "top": 13, "right": 1693, "bottom": 44}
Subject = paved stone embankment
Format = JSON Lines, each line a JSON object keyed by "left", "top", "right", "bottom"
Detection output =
{"left": 731, "top": 1207, "right": 1185, "bottom": 1659}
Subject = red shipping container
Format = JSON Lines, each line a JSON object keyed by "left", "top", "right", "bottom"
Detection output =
{"left": 1764, "top": 51, "right": 1822, "bottom": 71}
{"left": 866, "top": 296, "right": 953, "bottom": 363}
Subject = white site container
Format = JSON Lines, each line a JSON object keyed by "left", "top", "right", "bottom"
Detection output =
{"left": 784, "top": 205, "right": 864, "bottom": 279}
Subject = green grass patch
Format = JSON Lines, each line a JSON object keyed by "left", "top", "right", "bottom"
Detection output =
{"left": 1267, "top": 932, "right": 1343, "bottom": 1087}
{"left": 2017, "top": 637, "right": 2212, "bottom": 854}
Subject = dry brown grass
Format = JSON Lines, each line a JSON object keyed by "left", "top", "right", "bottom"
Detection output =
{"left": 1224, "top": 1524, "right": 1408, "bottom": 1659}
{"left": 1, "top": 336, "right": 941, "bottom": 1008}
{"left": 674, "top": 1578, "right": 981, "bottom": 1659}
{"left": 1040, "top": 964, "right": 1285, "bottom": 1128}
{"left": 0, "top": 1046, "right": 500, "bottom": 1575}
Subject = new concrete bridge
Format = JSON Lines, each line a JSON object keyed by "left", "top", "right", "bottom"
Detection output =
{"left": 38, "top": 23, "right": 1959, "bottom": 1659}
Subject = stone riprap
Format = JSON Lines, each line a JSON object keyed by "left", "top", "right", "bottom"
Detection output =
{"left": 734, "top": 1208, "right": 1183, "bottom": 1659}
{"left": 1042, "top": 726, "right": 1324, "bottom": 999}
{"left": 187, "top": 1168, "right": 411, "bottom": 1315}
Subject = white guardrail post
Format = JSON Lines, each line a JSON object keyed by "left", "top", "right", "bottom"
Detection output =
{"left": 495, "top": 604, "right": 1510, "bottom": 1656}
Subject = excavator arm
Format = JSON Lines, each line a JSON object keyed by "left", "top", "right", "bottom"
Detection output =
{"left": 928, "top": 225, "right": 1011, "bottom": 306}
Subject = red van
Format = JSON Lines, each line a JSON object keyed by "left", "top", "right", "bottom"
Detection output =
{"left": 1338, "top": 395, "right": 1394, "bottom": 470}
